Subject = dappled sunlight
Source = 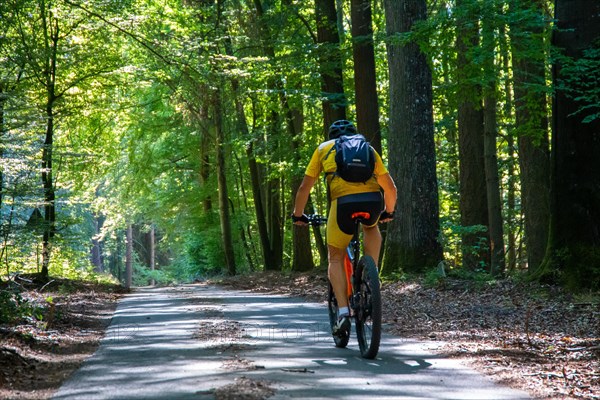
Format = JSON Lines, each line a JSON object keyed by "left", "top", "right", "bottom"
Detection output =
{"left": 53, "top": 285, "right": 531, "bottom": 400}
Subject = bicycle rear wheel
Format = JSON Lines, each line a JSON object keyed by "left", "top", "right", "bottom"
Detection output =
{"left": 354, "top": 255, "right": 382, "bottom": 359}
{"left": 327, "top": 282, "right": 350, "bottom": 348}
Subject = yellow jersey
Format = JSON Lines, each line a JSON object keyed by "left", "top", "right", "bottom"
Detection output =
{"left": 304, "top": 139, "right": 388, "bottom": 200}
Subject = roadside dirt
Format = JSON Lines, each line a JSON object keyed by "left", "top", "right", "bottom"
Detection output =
{"left": 0, "top": 276, "right": 124, "bottom": 400}
{"left": 218, "top": 271, "right": 600, "bottom": 400}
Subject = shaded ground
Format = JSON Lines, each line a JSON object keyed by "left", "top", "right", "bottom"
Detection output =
{"left": 0, "top": 276, "right": 125, "bottom": 400}
{"left": 218, "top": 271, "right": 600, "bottom": 400}
{"left": 0, "top": 271, "right": 597, "bottom": 399}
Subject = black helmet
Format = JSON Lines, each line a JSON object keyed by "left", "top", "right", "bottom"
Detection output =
{"left": 328, "top": 119, "right": 357, "bottom": 140}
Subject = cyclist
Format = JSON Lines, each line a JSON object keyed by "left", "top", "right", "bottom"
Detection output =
{"left": 291, "top": 119, "right": 397, "bottom": 336}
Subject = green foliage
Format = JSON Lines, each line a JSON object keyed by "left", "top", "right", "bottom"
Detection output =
{"left": 423, "top": 266, "right": 446, "bottom": 287}
{"left": 0, "top": 284, "right": 49, "bottom": 325}
{"left": 556, "top": 44, "right": 600, "bottom": 123}
{"left": 1, "top": 0, "right": 592, "bottom": 291}
{"left": 447, "top": 267, "right": 496, "bottom": 284}
{"left": 0, "top": 287, "right": 27, "bottom": 324}
{"left": 440, "top": 219, "right": 489, "bottom": 268}
{"left": 133, "top": 263, "right": 175, "bottom": 286}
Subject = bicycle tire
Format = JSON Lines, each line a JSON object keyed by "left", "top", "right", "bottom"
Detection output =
{"left": 327, "top": 282, "right": 350, "bottom": 348}
{"left": 354, "top": 255, "right": 382, "bottom": 359}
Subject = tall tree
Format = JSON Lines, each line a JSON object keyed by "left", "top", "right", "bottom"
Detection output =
{"left": 383, "top": 0, "right": 443, "bottom": 274}
{"left": 214, "top": 85, "right": 236, "bottom": 276}
{"left": 455, "top": 0, "right": 490, "bottom": 270}
{"left": 509, "top": 0, "right": 551, "bottom": 272}
{"left": 541, "top": 0, "right": 600, "bottom": 289}
{"left": 350, "top": 0, "right": 382, "bottom": 154}
{"left": 38, "top": 0, "right": 59, "bottom": 279}
{"left": 481, "top": 0, "right": 505, "bottom": 277}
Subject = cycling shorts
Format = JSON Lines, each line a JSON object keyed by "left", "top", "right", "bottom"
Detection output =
{"left": 327, "top": 192, "right": 384, "bottom": 249}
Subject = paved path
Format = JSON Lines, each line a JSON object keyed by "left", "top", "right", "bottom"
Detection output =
{"left": 53, "top": 285, "right": 531, "bottom": 399}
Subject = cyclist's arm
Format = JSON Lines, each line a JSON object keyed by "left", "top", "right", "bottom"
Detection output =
{"left": 377, "top": 173, "right": 397, "bottom": 217}
{"left": 292, "top": 175, "right": 317, "bottom": 224}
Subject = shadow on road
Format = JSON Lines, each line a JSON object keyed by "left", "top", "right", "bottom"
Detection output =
{"left": 53, "top": 285, "right": 530, "bottom": 400}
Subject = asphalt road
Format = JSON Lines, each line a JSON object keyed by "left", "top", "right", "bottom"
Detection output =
{"left": 53, "top": 284, "right": 531, "bottom": 399}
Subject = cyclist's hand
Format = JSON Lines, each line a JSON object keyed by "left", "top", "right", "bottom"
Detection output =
{"left": 379, "top": 210, "right": 395, "bottom": 223}
{"left": 291, "top": 213, "right": 310, "bottom": 225}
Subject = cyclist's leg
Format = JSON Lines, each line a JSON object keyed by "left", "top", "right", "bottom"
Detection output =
{"left": 327, "top": 199, "right": 352, "bottom": 309}
{"left": 327, "top": 245, "right": 348, "bottom": 308}
{"left": 363, "top": 225, "right": 382, "bottom": 267}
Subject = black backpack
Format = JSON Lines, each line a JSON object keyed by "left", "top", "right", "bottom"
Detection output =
{"left": 327, "top": 134, "right": 375, "bottom": 183}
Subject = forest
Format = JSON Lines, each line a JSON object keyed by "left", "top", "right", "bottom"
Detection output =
{"left": 1, "top": 0, "right": 599, "bottom": 291}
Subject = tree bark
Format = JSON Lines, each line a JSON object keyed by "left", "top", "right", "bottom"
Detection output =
{"left": 542, "top": 0, "right": 600, "bottom": 289}
{"left": 350, "top": 0, "right": 381, "bottom": 154}
{"left": 383, "top": 0, "right": 443, "bottom": 274}
{"left": 455, "top": 0, "right": 490, "bottom": 270}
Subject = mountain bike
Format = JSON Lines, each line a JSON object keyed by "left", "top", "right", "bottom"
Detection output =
{"left": 306, "top": 213, "right": 382, "bottom": 359}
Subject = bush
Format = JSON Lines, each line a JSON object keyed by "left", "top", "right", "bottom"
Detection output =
{"left": 0, "top": 287, "right": 28, "bottom": 324}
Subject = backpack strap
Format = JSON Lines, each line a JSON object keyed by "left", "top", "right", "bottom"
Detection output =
{"left": 323, "top": 140, "right": 338, "bottom": 182}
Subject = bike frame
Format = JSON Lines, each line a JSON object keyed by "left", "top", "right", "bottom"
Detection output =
{"left": 345, "top": 212, "right": 370, "bottom": 302}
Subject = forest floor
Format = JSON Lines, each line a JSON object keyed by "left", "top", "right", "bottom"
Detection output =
{"left": 0, "top": 272, "right": 598, "bottom": 400}
{"left": 0, "top": 276, "right": 125, "bottom": 400}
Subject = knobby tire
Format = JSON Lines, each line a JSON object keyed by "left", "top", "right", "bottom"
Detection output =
{"left": 354, "top": 255, "right": 382, "bottom": 359}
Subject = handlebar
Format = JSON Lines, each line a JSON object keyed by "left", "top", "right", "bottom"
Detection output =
{"left": 295, "top": 214, "right": 327, "bottom": 226}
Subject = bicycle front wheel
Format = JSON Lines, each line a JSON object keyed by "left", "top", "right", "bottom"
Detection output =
{"left": 354, "top": 255, "right": 382, "bottom": 359}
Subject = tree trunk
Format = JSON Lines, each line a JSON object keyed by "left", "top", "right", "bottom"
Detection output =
{"left": 506, "top": 134, "right": 518, "bottom": 271}
{"left": 214, "top": 87, "right": 236, "bottom": 276}
{"left": 199, "top": 105, "right": 213, "bottom": 212}
{"left": 39, "top": 5, "right": 59, "bottom": 280}
{"left": 542, "top": 0, "right": 600, "bottom": 290}
{"left": 149, "top": 225, "right": 155, "bottom": 285}
{"left": 509, "top": 0, "right": 550, "bottom": 273}
{"left": 383, "top": 0, "right": 443, "bottom": 274}
{"left": 247, "top": 142, "right": 278, "bottom": 269}
{"left": 125, "top": 224, "right": 133, "bottom": 289}
{"left": 350, "top": 0, "right": 381, "bottom": 154}
{"left": 251, "top": 0, "right": 286, "bottom": 271}
{"left": 0, "top": 84, "right": 4, "bottom": 214}
{"left": 289, "top": 109, "right": 315, "bottom": 272}
{"left": 315, "top": 0, "right": 347, "bottom": 135}
{"left": 455, "top": 0, "right": 490, "bottom": 270}
{"left": 482, "top": 2, "right": 505, "bottom": 277}
{"left": 499, "top": 19, "right": 518, "bottom": 271}
{"left": 90, "top": 215, "right": 103, "bottom": 272}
